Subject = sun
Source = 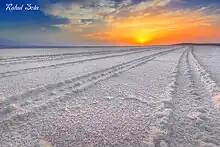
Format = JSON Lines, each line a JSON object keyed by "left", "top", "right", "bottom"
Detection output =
{"left": 137, "top": 35, "right": 149, "bottom": 44}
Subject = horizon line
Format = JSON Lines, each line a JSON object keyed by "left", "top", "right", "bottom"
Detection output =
{"left": 0, "top": 43, "right": 220, "bottom": 49}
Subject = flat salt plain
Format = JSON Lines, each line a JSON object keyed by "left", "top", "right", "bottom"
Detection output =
{"left": 0, "top": 45, "right": 220, "bottom": 147}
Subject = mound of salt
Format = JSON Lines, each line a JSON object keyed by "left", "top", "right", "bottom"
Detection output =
{"left": 0, "top": 93, "right": 5, "bottom": 104}
{"left": 49, "top": 91, "right": 56, "bottom": 96}
{"left": 199, "top": 143, "right": 218, "bottom": 147}
{"left": 3, "top": 103, "right": 20, "bottom": 114}
{"left": 197, "top": 107, "right": 207, "bottom": 113}
{"left": 104, "top": 96, "right": 114, "bottom": 101}
{"left": 213, "top": 93, "right": 220, "bottom": 107}
{"left": 160, "top": 140, "right": 169, "bottom": 147}
{"left": 39, "top": 139, "right": 53, "bottom": 147}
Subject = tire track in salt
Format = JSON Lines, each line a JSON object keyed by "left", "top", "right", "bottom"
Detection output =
{"left": 0, "top": 47, "right": 151, "bottom": 66}
{"left": 0, "top": 49, "right": 121, "bottom": 62}
{"left": 0, "top": 47, "right": 150, "bottom": 61}
{"left": 188, "top": 46, "right": 220, "bottom": 147}
{"left": 161, "top": 46, "right": 220, "bottom": 147}
{"left": 163, "top": 47, "right": 203, "bottom": 147}
{"left": 160, "top": 46, "right": 220, "bottom": 147}
{"left": 0, "top": 48, "right": 156, "bottom": 78}
{"left": 141, "top": 47, "right": 188, "bottom": 147}
{"left": 0, "top": 47, "right": 184, "bottom": 122}
{"left": 190, "top": 46, "right": 220, "bottom": 106}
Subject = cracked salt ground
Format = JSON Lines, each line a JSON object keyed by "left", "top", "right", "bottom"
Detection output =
{"left": 0, "top": 47, "right": 180, "bottom": 117}
{"left": 0, "top": 47, "right": 168, "bottom": 98}
{"left": 0, "top": 47, "right": 185, "bottom": 146}
{"left": 1, "top": 46, "right": 220, "bottom": 146}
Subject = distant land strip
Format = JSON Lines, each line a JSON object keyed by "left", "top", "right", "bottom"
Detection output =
{"left": 0, "top": 43, "right": 220, "bottom": 49}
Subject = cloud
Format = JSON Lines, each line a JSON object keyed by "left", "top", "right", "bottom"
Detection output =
{"left": 43, "top": 0, "right": 116, "bottom": 19}
{"left": 43, "top": 0, "right": 179, "bottom": 25}
{"left": 52, "top": 24, "right": 83, "bottom": 32}
{"left": 128, "top": 0, "right": 172, "bottom": 12}
{"left": 42, "top": 0, "right": 119, "bottom": 32}
{"left": 80, "top": 19, "right": 95, "bottom": 25}
{"left": 41, "top": 0, "right": 220, "bottom": 45}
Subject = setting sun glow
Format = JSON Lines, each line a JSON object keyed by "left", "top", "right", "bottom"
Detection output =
{"left": 84, "top": 9, "right": 220, "bottom": 45}
{"left": 137, "top": 35, "right": 149, "bottom": 44}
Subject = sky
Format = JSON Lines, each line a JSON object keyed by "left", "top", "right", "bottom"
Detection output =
{"left": 0, "top": 0, "right": 220, "bottom": 46}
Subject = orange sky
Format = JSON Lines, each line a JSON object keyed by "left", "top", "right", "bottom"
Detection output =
{"left": 84, "top": 10, "right": 220, "bottom": 45}
{"left": 42, "top": 0, "right": 220, "bottom": 45}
